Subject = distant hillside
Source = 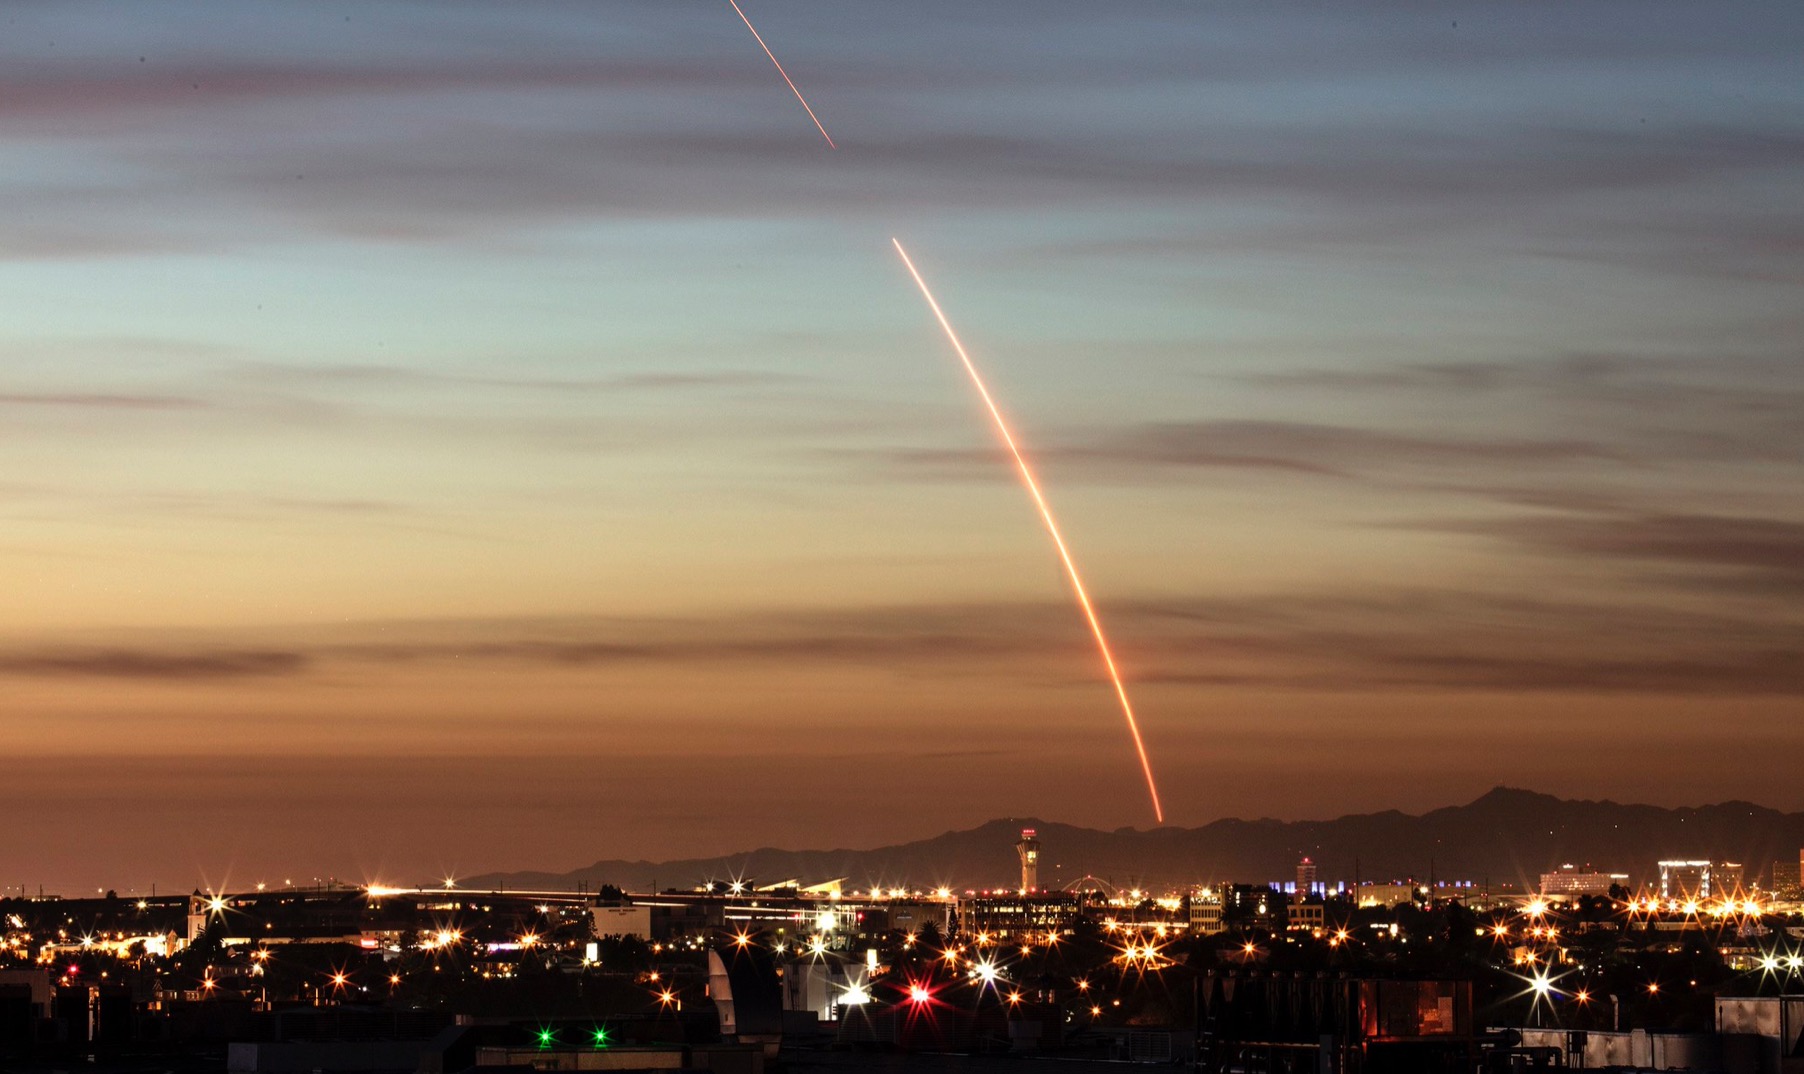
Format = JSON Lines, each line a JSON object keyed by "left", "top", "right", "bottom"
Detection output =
{"left": 464, "top": 787, "right": 1804, "bottom": 894}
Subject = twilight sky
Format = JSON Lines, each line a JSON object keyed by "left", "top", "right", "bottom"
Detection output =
{"left": 3, "top": 1, "right": 1802, "bottom": 893}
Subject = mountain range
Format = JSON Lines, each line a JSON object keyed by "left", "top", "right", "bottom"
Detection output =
{"left": 464, "top": 787, "right": 1804, "bottom": 895}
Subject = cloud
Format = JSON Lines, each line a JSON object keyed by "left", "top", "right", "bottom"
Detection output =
{"left": 0, "top": 61, "right": 763, "bottom": 128}
{"left": 1133, "top": 588, "right": 1804, "bottom": 696}
{"left": 859, "top": 420, "right": 1617, "bottom": 484}
{"left": 226, "top": 362, "right": 805, "bottom": 395}
{"left": 7, "top": 8, "right": 1801, "bottom": 259}
{"left": 8, "top": 584, "right": 1798, "bottom": 698}
{"left": 1226, "top": 355, "right": 1804, "bottom": 490}
{"left": 0, "top": 392, "right": 206, "bottom": 410}
{"left": 0, "top": 648, "right": 308, "bottom": 680}
{"left": 1245, "top": 354, "right": 1803, "bottom": 415}
{"left": 1141, "top": 651, "right": 1804, "bottom": 696}
{"left": 1475, "top": 512, "right": 1804, "bottom": 590}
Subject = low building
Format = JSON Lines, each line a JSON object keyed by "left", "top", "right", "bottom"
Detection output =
{"left": 591, "top": 904, "right": 652, "bottom": 939}
{"left": 1190, "top": 894, "right": 1225, "bottom": 936}
{"left": 1355, "top": 883, "right": 1425, "bottom": 909}
{"left": 1539, "top": 864, "right": 1628, "bottom": 899}
{"left": 1287, "top": 902, "right": 1325, "bottom": 932}
{"left": 952, "top": 892, "right": 1086, "bottom": 941}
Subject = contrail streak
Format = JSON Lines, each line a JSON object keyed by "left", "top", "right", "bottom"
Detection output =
{"left": 724, "top": 0, "right": 836, "bottom": 148}
{"left": 891, "top": 238, "right": 1164, "bottom": 824}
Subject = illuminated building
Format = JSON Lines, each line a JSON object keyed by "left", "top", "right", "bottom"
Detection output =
{"left": 1538, "top": 864, "right": 1626, "bottom": 898}
{"left": 591, "top": 904, "right": 652, "bottom": 939}
{"left": 1287, "top": 902, "right": 1325, "bottom": 932}
{"left": 1773, "top": 854, "right": 1804, "bottom": 896}
{"left": 1015, "top": 829, "right": 1041, "bottom": 893}
{"left": 1352, "top": 880, "right": 1499, "bottom": 909}
{"left": 1657, "top": 861, "right": 1742, "bottom": 899}
{"left": 1297, "top": 857, "right": 1319, "bottom": 898}
{"left": 1355, "top": 883, "right": 1426, "bottom": 909}
{"left": 953, "top": 892, "right": 1087, "bottom": 941}
{"left": 1189, "top": 891, "right": 1225, "bottom": 935}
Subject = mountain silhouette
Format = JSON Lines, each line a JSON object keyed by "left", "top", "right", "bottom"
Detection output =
{"left": 464, "top": 787, "right": 1803, "bottom": 895}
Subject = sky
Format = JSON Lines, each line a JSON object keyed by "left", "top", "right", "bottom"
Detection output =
{"left": 2, "top": 1, "right": 1801, "bottom": 893}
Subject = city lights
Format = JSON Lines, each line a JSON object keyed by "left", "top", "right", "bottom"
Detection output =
{"left": 0, "top": 4, "right": 1785, "bottom": 1070}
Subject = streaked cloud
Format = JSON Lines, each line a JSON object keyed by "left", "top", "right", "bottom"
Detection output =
{"left": 6, "top": 584, "right": 1797, "bottom": 697}
{"left": 0, "top": 647, "right": 307, "bottom": 680}
{"left": 1475, "top": 511, "right": 1804, "bottom": 591}
{"left": 0, "top": 392, "right": 206, "bottom": 409}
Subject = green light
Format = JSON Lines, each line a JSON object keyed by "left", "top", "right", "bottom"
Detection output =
{"left": 537, "top": 1029, "right": 555, "bottom": 1047}
{"left": 593, "top": 1028, "right": 610, "bottom": 1047}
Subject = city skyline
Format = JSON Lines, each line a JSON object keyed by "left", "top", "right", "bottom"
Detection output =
{"left": 3, "top": 1, "right": 1801, "bottom": 889}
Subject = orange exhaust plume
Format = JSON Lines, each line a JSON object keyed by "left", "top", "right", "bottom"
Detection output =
{"left": 891, "top": 238, "right": 1164, "bottom": 824}
{"left": 724, "top": 0, "right": 836, "bottom": 148}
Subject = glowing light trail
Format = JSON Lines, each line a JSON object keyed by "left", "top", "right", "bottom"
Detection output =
{"left": 890, "top": 238, "right": 1164, "bottom": 823}
{"left": 724, "top": 0, "right": 836, "bottom": 148}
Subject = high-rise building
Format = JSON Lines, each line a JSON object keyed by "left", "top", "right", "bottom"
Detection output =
{"left": 1658, "top": 861, "right": 1709, "bottom": 899}
{"left": 1015, "top": 828, "right": 1040, "bottom": 893}
{"left": 1297, "top": 857, "right": 1319, "bottom": 898}
{"left": 1658, "top": 860, "right": 1743, "bottom": 899}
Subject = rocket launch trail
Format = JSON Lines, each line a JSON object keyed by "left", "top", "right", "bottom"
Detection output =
{"left": 724, "top": 0, "right": 836, "bottom": 148}
{"left": 891, "top": 238, "right": 1165, "bottom": 824}
{"left": 712, "top": 6, "right": 1161, "bottom": 821}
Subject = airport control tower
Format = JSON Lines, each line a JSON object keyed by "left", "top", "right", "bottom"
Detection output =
{"left": 1016, "top": 828, "right": 1040, "bottom": 893}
